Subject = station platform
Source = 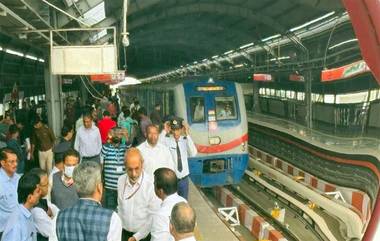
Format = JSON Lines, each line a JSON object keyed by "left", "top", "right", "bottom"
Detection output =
{"left": 188, "top": 181, "right": 240, "bottom": 241}
{"left": 247, "top": 112, "right": 380, "bottom": 159}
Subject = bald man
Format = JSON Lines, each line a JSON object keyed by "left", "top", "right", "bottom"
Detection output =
{"left": 117, "top": 148, "right": 161, "bottom": 241}
{"left": 170, "top": 202, "right": 197, "bottom": 241}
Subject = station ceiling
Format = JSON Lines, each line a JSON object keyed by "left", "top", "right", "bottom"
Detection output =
{"left": 0, "top": 0, "right": 358, "bottom": 81}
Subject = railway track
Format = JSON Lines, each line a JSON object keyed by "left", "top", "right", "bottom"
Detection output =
{"left": 228, "top": 171, "right": 330, "bottom": 241}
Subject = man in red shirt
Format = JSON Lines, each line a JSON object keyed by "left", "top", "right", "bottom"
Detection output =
{"left": 98, "top": 110, "right": 116, "bottom": 144}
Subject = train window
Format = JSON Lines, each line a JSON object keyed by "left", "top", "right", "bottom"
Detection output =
{"left": 190, "top": 97, "right": 205, "bottom": 122}
{"left": 215, "top": 96, "right": 237, "bottom": 120}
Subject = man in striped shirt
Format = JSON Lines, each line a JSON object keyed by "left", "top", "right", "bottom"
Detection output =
{"left": 101, "top": 127, "right": 130, "bottom": 210}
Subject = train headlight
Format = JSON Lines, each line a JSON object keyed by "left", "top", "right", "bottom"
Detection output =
{"left": 241, "top": 142, "right": 246, "bottom": 151}
{"left": 209, "top": 136, "right": 221, "bottom": 145}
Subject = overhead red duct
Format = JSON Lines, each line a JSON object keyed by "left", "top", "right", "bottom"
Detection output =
{"left": 342, "top": 0, "right": 380, "bottom": 85}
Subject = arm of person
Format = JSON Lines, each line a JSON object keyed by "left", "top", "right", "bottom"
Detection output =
{"left": 107, "top": 212, "right": 122, "bottom": 241}
{"left": 132, "top": 189, "right": 161, "bottom": 241}
{"left": 74, "top": 131, "right": 80, "bottom": 152}
{"left": 150, "top": 213, "right": 171, "bottom": 241}
{"left": 186, "top": 135, "right": 198, "bottom": 157}
{"left": 96, "top": 129, "right": 102, "bottom": 154}
{"left": 49, "top": 128, "right": 56, "bottom": 144}
{"left": 31, "top": 207, "right": 55, "bottom": 238}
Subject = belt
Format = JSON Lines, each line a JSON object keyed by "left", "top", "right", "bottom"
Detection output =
{"left": 82, "top": 154, "right": 99, "bottom": 159}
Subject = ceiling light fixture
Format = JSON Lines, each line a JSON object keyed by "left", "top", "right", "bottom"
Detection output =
{"left": 261, "top": 34, "right": 281, "bottom": 42}
{"left": 224, "top": 50, "right": 233, "bottom": 55}
{"left": 239, "top": 42, "right": 254, "bottom": 49}
{"left": 25, "top": 55, "right": 38, "bottom": 61}
{"left": 290, "top": 11, "right": 336, "bottom": 32}
{"left": 5, "top": 49, "right": 24, "bottom": 57}
{"left": 328, "top": 38, "right": 358, "bottom": 50}
{"left": 269, "top": 56, "right": 290, "bottom": 61}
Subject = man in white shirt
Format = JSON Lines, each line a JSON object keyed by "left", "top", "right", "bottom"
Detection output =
{"left": 30, "top": 168, "right": 59, "bottom": 241}
{"left": 160, "top": 118, "right": 197, "bottom": 199}
{"left": 117, "top": 148, "right": 161, "bottom": 241}
{"left": 56, "top": 161, "right": 122, "bottom": 241}
{"left": 137, "top": 125, "right": 174, "bottom": 178}
{"left": 150, "top": 168, "right": 187, "bottom": 241}
{"left": 74, "top": 113, "right": 102, "bottom": 163}
{"left": 170, "top": 202, "right": 197, "bottom": 241}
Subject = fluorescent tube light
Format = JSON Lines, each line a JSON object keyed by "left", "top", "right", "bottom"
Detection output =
{"left": 261, "top": 34, "right": 281, "bottom": 42}
{"left": 290, "top": 11, "right": 335, "bottom": 32}
{"left": 328, "top": 38, "right": 358, "bottom": 50}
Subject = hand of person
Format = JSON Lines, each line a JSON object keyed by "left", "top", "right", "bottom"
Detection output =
{"left": 182, "top": 122, "right": 190, "bottom": 136}
{"left": 164, "top": 121, "right": 171, "bottom": 133}
{"left": 47, "top": 207, "right": 53, "bottom": 218}
{"left": 128, "top": 237, "right": 136, "bottom": 241}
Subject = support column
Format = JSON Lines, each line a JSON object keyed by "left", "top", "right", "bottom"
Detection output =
{"left": 252, "top": 80, "right": 261, "bottom": 113}
{"left": 305, "top": 70, "right": 313, "bottom": 129}
{"left": 44, "top": 61, "right": 62, "bottom": 136}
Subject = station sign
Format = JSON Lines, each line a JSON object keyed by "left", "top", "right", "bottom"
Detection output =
{"left": 289, "top": 74, "right": 304, "bottom": 82}
{"left": 90, "top": 71, "right": 125, "bottom": 84}
{"left": 253, "top": 74, "right": 273, "bottom": 82}
{"left": 321, "top": 60, "right": 370, "bottom": 82}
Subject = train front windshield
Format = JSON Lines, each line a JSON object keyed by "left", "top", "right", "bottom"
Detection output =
{"left": 185, "top": 81, "right": 240, "bottom": 125}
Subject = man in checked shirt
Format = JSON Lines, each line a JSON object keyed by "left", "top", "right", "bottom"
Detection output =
{"left": 117, "top": 148, "right": 161, "bottom": 241}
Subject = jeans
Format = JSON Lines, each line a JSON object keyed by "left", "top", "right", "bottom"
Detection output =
{"left": 178, "top": 176, "right": 189, "bottom": 200}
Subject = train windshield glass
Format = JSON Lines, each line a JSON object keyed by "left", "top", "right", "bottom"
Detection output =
{"left": 215, "top": 96, "right": 237, "bottom": 120}
{"left": 190, "top": 96, "right": 205, "bottom": 122}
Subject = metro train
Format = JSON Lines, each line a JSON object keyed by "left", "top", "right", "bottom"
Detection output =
{"left": 125, "top": 79, "right": 249, "bottom": 187}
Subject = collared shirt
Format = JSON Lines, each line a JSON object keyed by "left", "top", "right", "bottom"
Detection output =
{"left": 74, "top": 125, "right": 102, "bottom": 157}
{"left": 117, "top": 172, "right": 161, "bottom": 241}
{"left": 31, "top": 125, "right": 55, "bottom": 152}
{"left": 101, "top": 143, "right": 128, "bottom": 190}
{"left": 1, "top": 204, "right": 37, "bottom": 241}
{"left": 47, "top": 166, "right": 60, "bottom": 201}
{"left": 30, "top": 199, "right": 59, "bottom": 240}
{"left": 137, "top": 141, "right": 174, "bottom": 178}
{"left": 98, "top": 117, "right": 117, "bottom": 144}
{"left": 0, "top": 168, "right": 20, "bottom": 232}
{"left": 150, "top": 193, "right": 187, "bottom": 241}
{"left": 160, "top": 134, "right": 198, "bottom": 178}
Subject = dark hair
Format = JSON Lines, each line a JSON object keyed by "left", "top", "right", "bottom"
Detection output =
{"left": 103, "top": 110, "right": 110, "bottom": 117}
{"left": 61, "top": 125, "right": 73, "bottom": 137}
{"left": 138, "top": 107, "right": 147, "bottom": 116}
{"left": 82, "top": 112, "right": 93, "bottom": 120}
{"left": 0, "top": 147, "right": 16, "bottom": 161}
{"left": 123, "top": 108, "right": 131, "bottom": 117}
{"left": 154, "top": 168, "right": 178, "bottom": 195}
{"left": 17, "top": 173, "right": 40, "bottom": 204}
{"left": 63, "top": 149, "right": 80, "bottom": 163}
{"left": 171, "top": 202, "right": 196, "bottom": 234}
{"left": 8, "top": 124, "right": 19, "bottom": 135}
{"left": 32, "top": 116, "right": 42, "bottom": 126}
{"left": 29, "top": 168, "right": 47, "bottom": 178}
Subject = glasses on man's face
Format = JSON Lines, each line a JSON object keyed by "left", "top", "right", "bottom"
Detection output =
{"left": 5, "top": 160, "right": 18, "bottom": 165}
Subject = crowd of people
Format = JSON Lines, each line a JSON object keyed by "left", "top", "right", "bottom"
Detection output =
{"left": 0, "top": 95, "right": 199, "bottom": 241}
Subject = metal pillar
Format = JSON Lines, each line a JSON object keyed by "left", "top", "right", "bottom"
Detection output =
{"left": 305, "top": 70, "right": 313, "bottom": 129}
{"left": 44, "top": 61, "right": 62, "bottom": 136}
{"left": 252, "top": 80, "right": 261, "bottom": 113}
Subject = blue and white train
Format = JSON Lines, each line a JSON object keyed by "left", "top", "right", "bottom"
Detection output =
{"left": 125, "top": 78, "right": 249, "bottom": 186}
